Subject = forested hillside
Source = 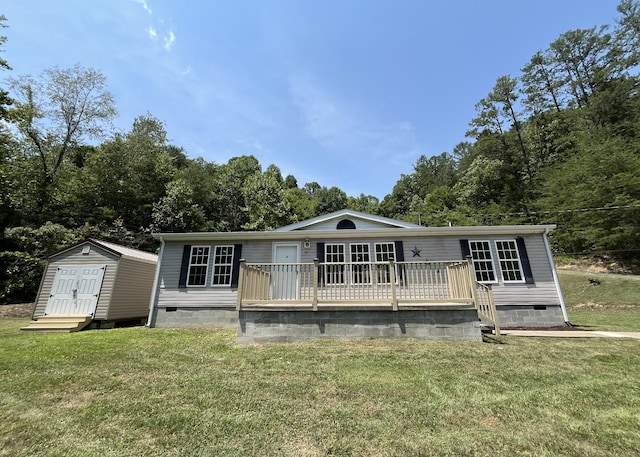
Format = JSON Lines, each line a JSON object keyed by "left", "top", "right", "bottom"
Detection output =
{"left": 1, "top": 1, "right": 639, "bottom": 303}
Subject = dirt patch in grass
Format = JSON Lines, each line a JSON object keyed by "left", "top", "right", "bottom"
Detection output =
{"left": 0, "top": 303, "right": 33, "bottom": 318}
{"left": 571, "top": 303, "right": 639, "bottom": 310}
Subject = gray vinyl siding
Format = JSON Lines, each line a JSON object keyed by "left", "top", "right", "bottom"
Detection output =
{"left": 308, "top": 234, "right": 560, "bottom": 308}
{"left": 33, "top": 245, "right": 119, "bottom": 319}
{"left": 107, "top": 257, "right": 156, "bottom": 320}
{"left": 156, "top": 241, "right": 248, "bottom": 308}
{"left": 299, "top": 218, "right": 399, "bottom": 231}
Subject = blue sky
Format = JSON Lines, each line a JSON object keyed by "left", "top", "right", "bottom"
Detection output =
{"left": 2, "top": 0, "right": 623, "bottom": 199}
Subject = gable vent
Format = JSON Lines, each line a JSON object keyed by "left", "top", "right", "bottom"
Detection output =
{"left": 336, "top": 219, "right": 356, "bottom": 230}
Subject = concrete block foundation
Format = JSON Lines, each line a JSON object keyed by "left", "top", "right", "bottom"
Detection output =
{"left": 496, "top": 304, "right": 566, "bottom": 328}
{"left": 153, "top": 307, "right": 238, "bottom": 328}
{"left": 237, "top": 308, "right": 482, "bottom": 343}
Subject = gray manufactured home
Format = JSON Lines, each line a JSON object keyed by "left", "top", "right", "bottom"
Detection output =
{"left": 24, "top": 239, "right": 157, "bottom": 332}
{"left": 148, "top": 210, "right": 568, "bottom": 342}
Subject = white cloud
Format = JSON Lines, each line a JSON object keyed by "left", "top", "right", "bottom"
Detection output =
{"left": 164, "top": 31, "right": 176, "bottom": 51}
{"left": 133, "top": 0, "right": 152, "bottom": 15}
{"left": 289, "top": 74, "right": 420, "bottom": 165}
{"left": 181, "top": 65, "right": 192, "bottom": 76}
{"left": 147, "top": 26, "right": 157, "bottom": 40}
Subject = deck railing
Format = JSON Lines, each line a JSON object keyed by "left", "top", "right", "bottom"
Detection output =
{"left": 236, "top": 258, "right": 500, "bottom": 334}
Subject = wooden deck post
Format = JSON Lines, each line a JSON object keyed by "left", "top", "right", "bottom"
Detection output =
{"left": 236, "top": 259, "right": 246, "bottom": 311}
{"left": 466, "top": 256, "right": 478, "bottom": 308}
{"left": 312, "top": 258, "right": 319, "bottom": 311}
{"left": 488, "top": 284, "right": 500, "bottom": 336}
{"left": 389, "top": 260, "right": 398, "bottom": 311}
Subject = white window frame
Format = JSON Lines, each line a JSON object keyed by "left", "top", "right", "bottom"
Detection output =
{"left": 468, "top": 240, "right": 498, "bottom": 284}
{"left": 374, "top": 242, "right": 397, "bottom": 284}
{"left": 495, "top": 240, "right": 525, "bottom": 283}
{"left": 349, "top": 243, "right": 371, "bottom": 285}
{"left": 210, "top": 245, "right": 235, "bottom": 287}
{"left": 325, "top": 243, "right": 346, "bottom": 285}
{"left": 187, "top": 245, "right": 210, "bottom": 287}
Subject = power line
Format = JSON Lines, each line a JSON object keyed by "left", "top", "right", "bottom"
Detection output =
{"left": 486, "top": 203, "right": 640, "bottom": 218}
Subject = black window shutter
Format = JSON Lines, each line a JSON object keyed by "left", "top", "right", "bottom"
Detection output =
{"left": 394, "top": 241, "right": 405, "bottom": 262}
{"left": 460, "top": 239, "right": 471, "bottom": 259}
{"left": 316, "top": 242, "right": 325, "bottom": 286}
{"left": 516, "top": 237, "right": 534, "bottom": 284}
{"left": 394, "top": 241, "right": 405, "bottom": 283}
{"left": 178, "top": 244, "right": 192, "bottom": 288}
{"left": 230, "top": 244, "right": 243, "bottom": 288}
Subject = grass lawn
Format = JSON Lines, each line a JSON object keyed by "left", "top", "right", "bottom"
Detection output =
{"left": 558, "top": 270, "right": 640, "bottom": 331}
{"left": 2, "top": 317, "right": 640, "bottom": 457}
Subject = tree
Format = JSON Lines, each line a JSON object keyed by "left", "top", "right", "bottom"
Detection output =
{"left": 537, "top": 136, "right": 640, "bottom": 256}
{"left": 412, "top": 152, "right": 458, "bottom": 198}
{"left": 0, "top": 15, "right": 12, "bottom": 119}
{"left": 59, "top": 115, "right": 180, "bottom": 230}
{"left": 242, "top": 171, "right": 292, "bottom": 230}
{"left": 8, "top": 64, "right": 116, "bottom": 220}
{"left": 0, "top": 15, "right": 14, "bottom": 235}
{"left": 347, "top": 194, "right": 380, "bottom": 215}
{"left": 285, "top": 187, "right": 316, "bottom": 221}
{"left": 380, "top": 174, "right": 416, "bottom": 218}
{"left": 615, "top": 0, "right": 640, "bottom": 69}
{"left": 453, "top": 156, "right": 506, "bottom": 208}
{"left": 313, "top": 186, "right": 348, "bottom": 216}
{"left": 210, "top": 155, "right": 261, "bottom": 231}
{"left": 284, "top": 174, "right": 298, "bottom": 189}
{"left": 152, "top": 179, "right": 205, "bottom": 232}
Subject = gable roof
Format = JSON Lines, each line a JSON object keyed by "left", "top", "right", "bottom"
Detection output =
{"left": 50, "top": 239, "right": 158, "bottom": 264}
{"left": 273, "top": 209, "right": 423, "bottom": 231}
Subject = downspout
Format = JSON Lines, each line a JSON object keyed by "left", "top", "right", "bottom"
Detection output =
{"left": 146, "top": 237, "right": 165, "bottom": 328}
{"left": 543, "top": 228, "right": 569, "bottom": 323}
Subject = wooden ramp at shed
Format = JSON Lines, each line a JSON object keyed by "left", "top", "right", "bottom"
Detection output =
{"left": 21, "top": 315, "right": 93, "bottom": 333}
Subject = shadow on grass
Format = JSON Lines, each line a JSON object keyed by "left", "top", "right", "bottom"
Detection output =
{"left": 482, "top": 334, "right": 507, "bottom": 344}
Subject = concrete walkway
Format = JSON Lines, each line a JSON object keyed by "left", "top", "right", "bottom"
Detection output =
{"left": 500, "top": 330, "right": 640, "bottom": 339}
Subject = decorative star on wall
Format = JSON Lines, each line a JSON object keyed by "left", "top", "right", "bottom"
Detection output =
{"left": 411, "top": 246, "right": 421, "bottom": 257}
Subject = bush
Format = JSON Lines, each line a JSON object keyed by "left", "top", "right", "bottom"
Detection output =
{"left": 0, "top": 251, "right": 45, "bottom": 304}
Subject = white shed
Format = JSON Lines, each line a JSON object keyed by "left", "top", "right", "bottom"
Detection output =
{"left": 22, "top": 239, "right": 157, "bottom": 332}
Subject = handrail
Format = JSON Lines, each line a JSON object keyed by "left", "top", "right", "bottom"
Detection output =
{"left": 237, "top": 259, "right": 500, "bottom": 334}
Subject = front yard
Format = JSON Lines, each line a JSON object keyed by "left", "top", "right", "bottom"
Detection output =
{"left": 1, "top": 315, "right": 639, "bottom": 457}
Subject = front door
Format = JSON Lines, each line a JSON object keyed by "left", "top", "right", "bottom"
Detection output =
{"left": 272, "top": 244, "right": 300, "bottom": 300}
{"left": 45, "top": 265, "right": 106, "bottom": 316}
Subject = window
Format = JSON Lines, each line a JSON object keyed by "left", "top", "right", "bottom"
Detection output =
{"left": 211, "top": 245, "right": 235, "bottom": 286}
{"left": 375, "top": 242, "right": 396, "bottom": 284}
{"left": 350, "top": 243, "right": 371, "bottom": 284}
{"left": 495, "top": 240, "right": 524, "bottom": 282}
{"left": 187, "top": 246, "right": 210, "bottom": 286}
{"left": 469, "top": 241, "right": 497, "bottom": 283}
{"left": 325, "top": 243, "right": 345, "bottom": 284}
{"left": 337, "top": 219, "right": 356, "bottom": 229}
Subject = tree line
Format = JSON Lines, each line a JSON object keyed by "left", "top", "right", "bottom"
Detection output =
{"left": 1, "top": 1, "right": 639, "bottom": 303}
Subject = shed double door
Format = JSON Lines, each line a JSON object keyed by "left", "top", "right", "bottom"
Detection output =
{"left": 44, "top": 265, "right": 106, "bottom": 316}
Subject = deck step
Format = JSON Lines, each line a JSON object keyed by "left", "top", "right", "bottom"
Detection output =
{"left": 21, "top": 315, "right": 93, "bottom": 333}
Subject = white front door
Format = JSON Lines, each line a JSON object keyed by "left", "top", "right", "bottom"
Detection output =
{"left": 273, "top": 244, "right": 300, "bottom": 300}
{"left": 45, "top": 265, "right": 106, "bottom": 316}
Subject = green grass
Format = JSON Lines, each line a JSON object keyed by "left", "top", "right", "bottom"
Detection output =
{"left": 558, "top": 270, "right": 640, "bottom": 307}
{"left": 568, "top": 309, "right": 640, "bottom": 332}
{"left": 2, "top": 318, "right": 640, "bottom": 457}
{"left": 558, "top": 270, "right": 640, "bottom": 331}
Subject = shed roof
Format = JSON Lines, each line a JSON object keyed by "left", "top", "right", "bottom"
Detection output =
{"left": 90, "top": 239, "right": 158, "bottom": 263}
{"left": 49, "top": 239, "right": 157, "bottom": 264}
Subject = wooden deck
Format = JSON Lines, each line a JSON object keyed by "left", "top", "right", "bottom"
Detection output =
{"left": 237, "top": 258, "right": 500, "bottom": 335}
